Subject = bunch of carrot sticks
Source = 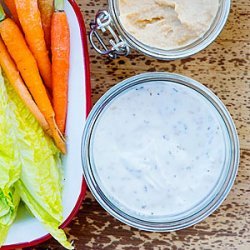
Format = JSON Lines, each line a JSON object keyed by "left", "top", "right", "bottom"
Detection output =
{"left": 0, "top": 0, "right": 70, "bottom": 154}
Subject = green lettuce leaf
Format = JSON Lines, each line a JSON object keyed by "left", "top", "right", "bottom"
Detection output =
{"left": 2, "top": 74, "right": 72, "bottom": 248}
{"left": 0, "top": 69, "right": 21, "bottom": 246}
{"left": 0, "top": 68, "right": 21, "bottom": 190}
{"left": 16, "top": 180, "right": 73, "bottom": 249}
{"left": 5, "top": 75, "right": 63, "bottom": 222}
{"left": 0, "top": 187, "right": 20, "bottom": 246}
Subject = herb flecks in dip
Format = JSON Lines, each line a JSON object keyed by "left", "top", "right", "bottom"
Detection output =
{"left": 119, "top": 0, "right": 219, "bottom": 50}
{"left": 91, "top": 81, "right": 227, "bottom": 220}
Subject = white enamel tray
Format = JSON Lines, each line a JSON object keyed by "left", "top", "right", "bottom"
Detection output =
{"left": 2, "top": 0, "right": 91, "bottom": 248}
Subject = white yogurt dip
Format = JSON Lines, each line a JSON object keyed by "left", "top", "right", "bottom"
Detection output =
{"left": 118, "top": 0, "right": 219, "bottom": 50}
{"left": 91, "top": 80, "right": 228, "bottom": 220}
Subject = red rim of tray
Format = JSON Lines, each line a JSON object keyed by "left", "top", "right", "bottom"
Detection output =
{"left": 2, "top": 0, "right": 92, "bottom": 249}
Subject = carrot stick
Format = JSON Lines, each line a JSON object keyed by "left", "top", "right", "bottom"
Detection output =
{"left": 0, "top": 8, "right": 66, "bottom": 153}
{"left": 38, "top": 0, "right": 54, "bottom": 50}
{"left": 4, "top": 0, "right": 20, "bottom": 27}
{"left": 15, "top": 0, "right": 52, "bottom": 89}
{"left": 0, "top": 37, "right": 51, "bottom": 135}
{"left": 51, "top": 0, "right": 70, "bottom": 134}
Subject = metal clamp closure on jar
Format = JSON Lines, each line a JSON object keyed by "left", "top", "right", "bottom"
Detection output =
{"left": 89, "top": 10, "right": 130, "bottom": 59}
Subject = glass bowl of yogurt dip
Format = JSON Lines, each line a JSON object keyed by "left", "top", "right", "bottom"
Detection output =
{"left": 82, "top": 72, "right": 239, "bottom": 231}
{"left": 90, "top": 0, "right": 231, "bottom": 59}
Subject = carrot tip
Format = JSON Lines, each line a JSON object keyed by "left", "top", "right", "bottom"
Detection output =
{"left": 52, "top": 117, "right": 66, "bottom": 154}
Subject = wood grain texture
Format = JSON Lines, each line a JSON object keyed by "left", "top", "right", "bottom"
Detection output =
{"left": 25, "top": 0, "right": 250, "bottom": 249}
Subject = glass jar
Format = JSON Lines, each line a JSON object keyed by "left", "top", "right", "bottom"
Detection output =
{"left": 90, "top": 0, "right": 231, "bottom": 60}
{"left": 81, "top": 72, "right": 239, "bottom": 231}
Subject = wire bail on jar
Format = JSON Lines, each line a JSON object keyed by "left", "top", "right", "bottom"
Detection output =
{"left": 89, "top": 10, "right": 130, "bottom": 59}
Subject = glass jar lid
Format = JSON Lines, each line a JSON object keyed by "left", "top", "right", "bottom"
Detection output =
{"left": 82, "top": 72, "right": 239, "bottom": 231}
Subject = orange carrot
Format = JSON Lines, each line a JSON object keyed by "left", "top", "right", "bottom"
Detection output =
{"left": 38, "top": 0, "right": 54, "bottom": 50}
{"left": 0, "top": 13, "right": 66, "bottom": 153}
{"left": 15, "top": 0, "right": 52, "bottom": 89}
{"left": 0, "top": 37, "right": 51, "bottom": 135}
{"left": 51, "top": 0, "right": 70, "bottom": 134}
{"left": 4, "top": 0, "right": 20, "bottom": 26}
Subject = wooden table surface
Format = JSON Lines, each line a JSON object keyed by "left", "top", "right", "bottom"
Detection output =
{"left": 28, "top": 0, "right": 249, "bottom": 249}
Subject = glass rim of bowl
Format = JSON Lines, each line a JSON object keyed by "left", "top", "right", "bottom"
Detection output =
{"left": 81, "top": 72, "right": 240, "bottom": 232}
{"left": 108, "top": 0, "right": 231, "bottom": 60}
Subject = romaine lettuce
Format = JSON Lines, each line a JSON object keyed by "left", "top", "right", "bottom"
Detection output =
{"left": 0, "top": 69, "right": 21, "bottom": 190}
{"left": 0, "top": 69, "right": 21, "bottom": 245}
{"left": 0, "top": 188, "right": 20, "bottom": 246}
{"left": 0, "top": 70, "right": 72, "bottom": 249}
